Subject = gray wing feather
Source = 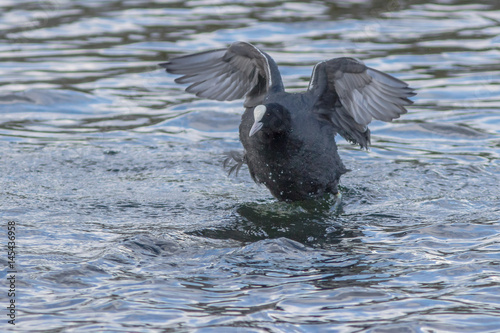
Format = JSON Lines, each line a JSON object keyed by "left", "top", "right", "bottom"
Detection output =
{"left": 309, "top": 57, "right": 415, "bottom": 148}
{"left": 160, "top": 41, "right": 272, "bottom": 108}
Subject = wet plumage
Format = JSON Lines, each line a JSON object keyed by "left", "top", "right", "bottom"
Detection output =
{"left": 160, "top": 41, "right": 415, "bottom": 202}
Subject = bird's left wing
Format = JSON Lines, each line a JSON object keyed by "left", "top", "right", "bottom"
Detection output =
{"left": 308, "top": 57, "right": 415, "bottom": 148}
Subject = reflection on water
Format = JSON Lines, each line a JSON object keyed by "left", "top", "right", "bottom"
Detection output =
{"left": 189, "top": 198, "right": 352, "bottom": 245}
{"left": 1, "top": 0, "right": 500, "bottom": 332}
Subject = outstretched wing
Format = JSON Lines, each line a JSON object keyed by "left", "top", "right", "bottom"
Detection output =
{"left": 160, "top": 41, "right": 282, "bottom": 108}
{"left": 309, "top": 57, "right": 415, "bottom": 148}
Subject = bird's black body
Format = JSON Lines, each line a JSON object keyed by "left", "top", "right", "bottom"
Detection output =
{"left": 240, "top": 97, "right": 347, "bottom": 201}
{"left": 160, "top": 42, "right": 415, "bottom": 202}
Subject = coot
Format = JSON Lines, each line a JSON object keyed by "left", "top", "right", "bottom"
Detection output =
{"left": 160, "top": 41, "right": 415, "bottom": 202}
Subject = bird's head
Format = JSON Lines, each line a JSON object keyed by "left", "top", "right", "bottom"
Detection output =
{"left": 249, "top": 103, "right": 291, "bottom": 137}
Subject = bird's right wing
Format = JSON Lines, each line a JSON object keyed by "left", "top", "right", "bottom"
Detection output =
{"left": 160, "top": 41, "right": 280, "bottom": 108}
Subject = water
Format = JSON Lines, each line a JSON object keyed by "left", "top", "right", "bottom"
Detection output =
{"left": 1, "top": 0, "right": 500, "bottom": 332}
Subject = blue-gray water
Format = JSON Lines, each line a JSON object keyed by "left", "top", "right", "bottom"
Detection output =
{"left": 1, "top": 1, "right": 500, "bottom": 332}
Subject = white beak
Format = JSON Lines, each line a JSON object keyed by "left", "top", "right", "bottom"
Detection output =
{"left": 249, "top": 105, "right": 266, "bottom": 137}
{"left": 249, "top": 121, "right": 263, "bottom": 137}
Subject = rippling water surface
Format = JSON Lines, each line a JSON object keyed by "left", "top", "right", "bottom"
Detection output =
{"left": 1, "top": 0, "right": 500, "bottom": 332}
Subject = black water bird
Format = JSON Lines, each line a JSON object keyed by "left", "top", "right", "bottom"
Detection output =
{"left": 160, "top": 42, "right": 415, "bottom": 202}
